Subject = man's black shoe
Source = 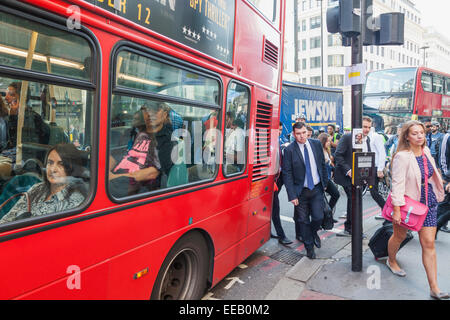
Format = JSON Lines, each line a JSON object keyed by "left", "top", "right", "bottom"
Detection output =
{"left": 440, "top": 226, "right": 450, "bottom": 233}
{"left": 313, "top": 233, "right": 321, "bottom": 248}
{"left": 278, "top": 237, "right": 293, "bottom": 245}
{"left": 306, "top": 247, "right": 316, "bottom": 259}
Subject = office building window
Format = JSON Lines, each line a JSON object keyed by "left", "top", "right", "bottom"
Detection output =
{"left": 328, "top": 54, "right": 344, "bottom": 67}
{"left": 310, "top": 36, "right": 321, "bottom": 49}
{"left": 310, "top": 56, "right": 321, "bottom": 69}
{"left": 310, "top": 76, "right": 321, "bottom": 86}
{"left": 328, "top": 34, "right": 341, "bottom": 47}
{"left": 310, "top": 16, "right": 321, "bottom": 29}
{"left": 328, "top": 75, "right": 344, "bottom": 87}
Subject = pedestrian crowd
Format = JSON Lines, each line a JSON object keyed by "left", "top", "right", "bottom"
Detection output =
{"left": 272, "top": 114, "right": 450, "bottom": 299}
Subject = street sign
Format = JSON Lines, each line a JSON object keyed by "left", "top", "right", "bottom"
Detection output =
{"left": 345, "top": 63, "right": 366, "bottom": 86}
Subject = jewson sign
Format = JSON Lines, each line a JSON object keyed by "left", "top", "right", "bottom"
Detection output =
{"left": 280, "top": 81, "right": 343, "bottom": 140}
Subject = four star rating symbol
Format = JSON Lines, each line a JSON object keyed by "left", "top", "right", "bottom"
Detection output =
{"left": 216, "top": 44, "right": 230, "bottom": 56}
{"left": 182, "top": 26, "right": 201, "bottom": 41}
{"left": 202, "top": 26, "right": 217, "bottom": 39}
{"left": 182, "top": 25, "right": 229, "bottom": 57}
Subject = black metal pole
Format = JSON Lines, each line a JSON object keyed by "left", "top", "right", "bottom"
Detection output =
{"left": 320, "top": 0, "right": 324, "bottom": 86}
{"left": 351, "top": 33, "right": 363, "bottom": 272}
{"left": 294, "top": 0, "right": 299, "bottom": 73}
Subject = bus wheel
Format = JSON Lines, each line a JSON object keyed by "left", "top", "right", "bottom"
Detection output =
{"left": 151, "top": 232, "right": 210, "bottom": 300}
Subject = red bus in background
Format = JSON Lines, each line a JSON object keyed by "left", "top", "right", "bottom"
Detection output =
{"left": 0, "top": 0, "right": 286, "bottom": 299}
{"left": 363, "top": 67, "right": 450, "bottom": 134}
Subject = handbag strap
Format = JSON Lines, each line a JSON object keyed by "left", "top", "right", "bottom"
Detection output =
{"left": 422, "top": 152, "right": 429, "bottom": 206}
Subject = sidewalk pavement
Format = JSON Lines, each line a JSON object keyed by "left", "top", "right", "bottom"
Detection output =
{"left": 265, "top": 222, "right": 450, "bottom": 300}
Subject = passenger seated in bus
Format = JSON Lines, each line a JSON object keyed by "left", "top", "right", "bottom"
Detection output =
{"left": 109, "top": 107, "right": 161, "bottom": 197}
{"left": 109, "top": 102, "right": 174, "bottom": 196}
{"left": 3, "top": 82, "right": 50, "bottom": 162}
{"left": 224, "top": 117, "right": 245, "bottom": 174}
{"left": 0, "top": 96, "right": 11, "bottom": 178}
{"left": 142, "top": 102, "right": 174, "bottom": 187}
{"left": 0, "top": 144, "right": 87, "bottom": 224}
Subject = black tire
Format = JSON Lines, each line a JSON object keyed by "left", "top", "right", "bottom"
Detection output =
{"left": 150, "top": 232, "right": 210, "bottom": 300}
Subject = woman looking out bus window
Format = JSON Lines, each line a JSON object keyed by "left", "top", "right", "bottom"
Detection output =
{"left": 0, "top": 144, "right": 87, "bottom": 223}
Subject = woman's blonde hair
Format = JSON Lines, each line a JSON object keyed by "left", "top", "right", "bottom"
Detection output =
{"left": 394, "top": 120, "right": 426, "bottom": 156}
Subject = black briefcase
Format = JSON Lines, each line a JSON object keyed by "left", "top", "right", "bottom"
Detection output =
{"left": 368, "top": 224, "right": 414, "bottom": 259}
{"left": 321, "top": 197, "right": 334, "bottom": 230}
{"left": 437, "top": 194, "right": 450, "bottom": 235}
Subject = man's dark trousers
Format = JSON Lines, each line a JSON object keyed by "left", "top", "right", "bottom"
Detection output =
{"left": 272, "top": 174, "right": 286, "bottom": 239}
{"left": 370, "top": 175, "right": 386, "bottom": 209}
{"left": 295, "top": 184, "right": 324, "bottom": 250}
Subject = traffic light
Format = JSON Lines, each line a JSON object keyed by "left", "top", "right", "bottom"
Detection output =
{"left": 378, "top": 13, "right": 404, "bottom": 45}
{"left": 327, "top": 0, "right": 361, "bottom": 37}
{"left": 327, "top": 0, "right": 404, "bottom": 46}
{"left": 362, "top": 0, "right": 377, "bottom": 45}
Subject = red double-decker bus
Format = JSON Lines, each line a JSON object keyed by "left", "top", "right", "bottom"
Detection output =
{"left": 0, "top": 0, "right": 286, "bottom": 299}
{"left": 363, "top": 66, "right": 450, "bottom": 134}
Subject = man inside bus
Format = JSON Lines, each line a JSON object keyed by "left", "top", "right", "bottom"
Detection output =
{"left": 109, "top": 102, "right": 174, "bottom": 197}
{"left": 2, "top": 82, "right": 50, "bottom": 171}
{"left": 224, "top": 117, "right": 245, "bottom": 174}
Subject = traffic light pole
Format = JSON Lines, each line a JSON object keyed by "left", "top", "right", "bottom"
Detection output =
{"left": 326, "top": 0, "right": 404, "bottom": 273}
{"left": 351, "top": 17, "right": 364, "bottom": 272}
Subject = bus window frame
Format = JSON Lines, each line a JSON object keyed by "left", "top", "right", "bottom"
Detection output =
{"left": 222, "top": 80, "right": 251, "bottom": 179}
{"left": 432, "top": 74, "right": 444, "bottom": 94}
{"left": 446, "top": 77, "right": 450, "bottom": 96}
{"left": 106, "top": 42, "right": 224, "bottom": 204}
{"left": 421, "top": 71, "right": 433, "bottom": 93}
{"left": 245, "top": 0, "right": 279, "bottom": 26}
{"left": 0, "top": 2, "right": 100, "bottom": 234}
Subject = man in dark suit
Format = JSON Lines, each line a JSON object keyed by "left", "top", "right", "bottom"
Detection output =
{"left": 282, "top": 122, "right": 328, "bottom": 259}
{"left": 271, "top": 123, "right": 293, "bottom": 245}
{"left": 333, "top": 133, "right": 353, "bottom": 235}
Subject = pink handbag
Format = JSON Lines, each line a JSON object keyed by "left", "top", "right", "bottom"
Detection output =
{"left": 381, "top": 153, "right": 429, "bottom": 231}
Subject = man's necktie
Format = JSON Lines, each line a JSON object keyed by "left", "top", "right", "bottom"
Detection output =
{"left": 303, "top": 145, "right": 314, "bottom": 190}
{"left": 366, "top": 136, "right": 372, "bottom": 152}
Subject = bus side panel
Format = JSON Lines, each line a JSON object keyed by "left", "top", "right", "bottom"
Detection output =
{"left": 103, "top": 183, "right": 249, "bottom": 299}
{"left": 211, "top": 222, "right": 270, "bottom": 287}
{"left": 14, "top": 262, "right": 109, "bottom": 300}
{"left": 234, "top": 1, "right": 280, "bottom": 91}
{"left": 247, "top": 193, "right": 272, "bottom": 235}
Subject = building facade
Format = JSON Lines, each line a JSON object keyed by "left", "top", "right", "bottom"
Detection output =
{"left": 283, "top": 0, "right": 450, "bottom": 127}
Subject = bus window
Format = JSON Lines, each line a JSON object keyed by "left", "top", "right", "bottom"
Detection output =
{"left": 247, "top": 0, "right": 278, "bottom": 23}
{"left": 109, "top": 50, "right": 220, "bottom": 199}
{"left": 421, "top": 72, "right": 432, "bottom": 92}
{"left": 0, "top": 12, "right": 91, "bottom": 81}
{"left": 432, "top": 75, "right": 444, "bottom": 94}
{"left": 116, "top": 51, "right": 218, "bottom": 105}
{"left": 0, "top": 12, "right": 93, "bottom": 226}
{"left": 445, "top": 78, "right": 450, "bottom": 96}
{"left": 223, "top": 82, "right": 249, "bottom": 176}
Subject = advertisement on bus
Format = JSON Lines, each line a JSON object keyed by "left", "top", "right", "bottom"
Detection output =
{"left": 280, "top": 81, "right": 343, "bottom": 141}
